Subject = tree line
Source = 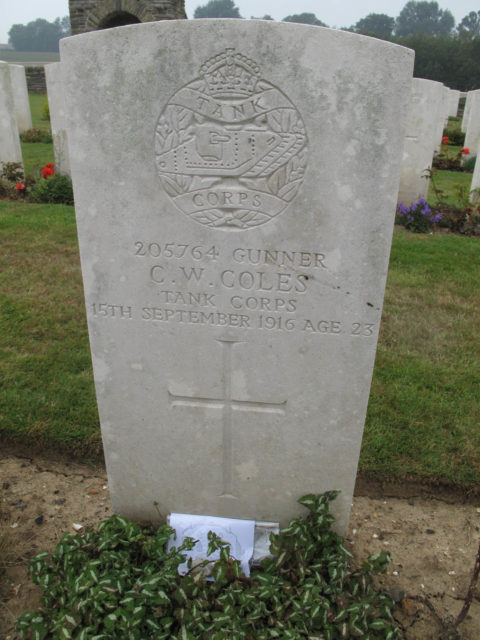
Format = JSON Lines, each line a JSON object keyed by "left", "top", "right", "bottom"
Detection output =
{"left": 193, "top": 0, "right": 477, "bottom": 37}
{"left": 193, "top": 0, "right": 480, "bottom": 91}
{"left": 6, "top": 1, "right": 480, "bottom": 90}
{"left": 8, "top": 17, "right": 70, "bottom": 52}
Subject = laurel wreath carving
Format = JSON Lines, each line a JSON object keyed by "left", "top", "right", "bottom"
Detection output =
{"left": 155, "top": 105, "right": 197, "bottom": 196}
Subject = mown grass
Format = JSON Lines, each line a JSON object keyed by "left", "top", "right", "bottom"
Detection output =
{"left": 361, "top": 229, "right": 480, "bottom": 485}
{"left": 0, "top": 51, "right": 60, "bottom": 64}
{"left": 1, "top": 200, "right": 479, "bottom": 486}
{"left": 0, "top": 201, "right": 101, "bottom": 457}
{"left": 21, "top": 143, "right": 55, "bottom": 178}
{"left": 29, "top": 93, "right": 49, "bottom": 128}
{"left": 428, "top": 169, "right": 473, "bottom": 206}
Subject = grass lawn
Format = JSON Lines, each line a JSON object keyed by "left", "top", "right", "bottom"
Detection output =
{"left": 0, "top": 51, "right": 60, "bottom": 64}
{"left": 362, "top": 229, "right": 480, "bottom": 485}
{"left": 1, "top": 200, "right": 479, "bottom": 486}
{"left": 29, "top": 93, "right": 50, "bottom": 128}
{"left": 21, "top": 142, "right": 55, "bottom": 177}
{"left": 428, "top": 169, "right": 473, "bottom": 207}
{"left": 0, "top": 201, "right": 101, "bottom": 457}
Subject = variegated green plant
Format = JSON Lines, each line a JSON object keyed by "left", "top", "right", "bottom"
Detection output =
{"left": 16, "top": 492, "right": 401, "bottom": 640}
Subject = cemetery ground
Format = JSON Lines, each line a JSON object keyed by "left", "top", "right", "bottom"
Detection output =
{"left": 1, "top": 96, "right": 480, "bottom": 638}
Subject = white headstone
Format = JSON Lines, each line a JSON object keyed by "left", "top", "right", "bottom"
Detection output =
{"left": 448, "top": 89, "right": 460, "bottom": 118}
{"left": 45, "top": 63, "right": 71, "bottom": 176}
{"left": 60, "top": 21, "right": 414, "bottom": 533}
{"left": 469, "top": 141, "right": 480, "bottom": 202}
{"left": 8, "top": 64, "right": 32, "bottom": 133}
{"left": 433, "top": 84, "right": 448, "bottom": 153}
{"left": 461, "top": 91, "right": 472, "bottom": 132}
{"left": 464, "top": 89, "right": 480, "bottom": 156}
{"left": 0, "top": 61, "right": 23, "bottom": 166}
{"left": 398, "top": 78, "right": 444, "bottom": 206}
{"left": 442, "top": 85, "right": 451, "bottom": 126}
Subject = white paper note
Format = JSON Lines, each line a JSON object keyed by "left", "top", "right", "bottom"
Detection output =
{"left": 168, "top": 513, "right": 255, "bottom": 577}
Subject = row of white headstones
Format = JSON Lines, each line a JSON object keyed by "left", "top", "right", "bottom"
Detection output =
{"left": 1, "top": 59, "right": 480, "bottom": 204}
{"left": 0, "top": 61, "right": 32, "bottom": 164}
{"left": 398, "top": 79, "right": 480, "bottom": 205}
{"left": 0, "top": 61, "right": 70, "bottom": 176}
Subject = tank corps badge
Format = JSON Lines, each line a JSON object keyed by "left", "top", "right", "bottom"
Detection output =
{"left": 155, "top": 48, "right": 308, "bottom": 230}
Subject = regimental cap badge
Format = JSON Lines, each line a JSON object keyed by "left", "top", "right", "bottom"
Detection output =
{"left": 155, "top": 48, "right": 308, "bottom": 230}
{"left": 200, "top": 48, "right": 261, "bottom": 99}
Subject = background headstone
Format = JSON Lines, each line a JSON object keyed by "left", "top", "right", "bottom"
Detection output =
{"left": 61, "top": 20, "right": 414, "bottom": 533}
{"left": 442, "top": 85, "right": 451, "bottom": 126}
{"left": 448, "top": 89, "right": 460, "bottom": 118}
{"left": 45, "top": 63, "right": 71, "bottom": 176}
{"left": 398, "top": 78, "right": 444, "bottom": 205}
{"left": 461, "top": 91, "right": 472, "bottom": 132}
{"left": 433, "top": 83, "right": 448, "bottom": 153}
{"left": 464, "top": 89, "right": 480, "bottom": 156}
{"left": 469, "top": 141, "right": 480, "bottom": 202}
{"left": 0, "top": 61, "right": 23, "bottom": 166}
{"left": 8, "top": 64, "right": 32, "bottom": 133}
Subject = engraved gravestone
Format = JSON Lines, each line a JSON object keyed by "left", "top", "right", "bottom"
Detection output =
{"left": 61, "top": 20, "right": 413, "bottom": 532}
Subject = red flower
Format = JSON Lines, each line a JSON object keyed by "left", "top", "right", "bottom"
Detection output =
{"left": 41, "top": 167, "right": 54, "bottom": 179}
{"left": 441, "top": 136, "right": 450, "bottom": 145}
{"left": 45, "top": 163, "right": 55, "bottom": 169}
{"left": 15, "top": 183, "right": 25, "bottom": 190}
{"left": 461, "top": 147, "right": 470, "bottom": 155}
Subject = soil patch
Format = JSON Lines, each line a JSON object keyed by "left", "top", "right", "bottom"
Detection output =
{"left": 1, "top": 451, "right": 479, "bottom": 639}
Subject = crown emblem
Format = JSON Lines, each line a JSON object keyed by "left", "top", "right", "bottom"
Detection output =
{"left": 199, "top": 48, "right": 261, "bottom": 99}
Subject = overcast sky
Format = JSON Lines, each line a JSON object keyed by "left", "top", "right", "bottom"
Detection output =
{"left": 1, "top": 0, "right": 479, "bottom": 43}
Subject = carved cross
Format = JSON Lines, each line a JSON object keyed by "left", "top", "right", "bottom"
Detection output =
{"left": 168, "top": 338, "right": 286, "bottom": 497}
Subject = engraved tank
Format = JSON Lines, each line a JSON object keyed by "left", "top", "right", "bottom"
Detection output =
{"left": 156, "top": 121, "right": 306, "bottom": 178}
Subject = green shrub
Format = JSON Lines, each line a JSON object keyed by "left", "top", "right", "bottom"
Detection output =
{"left": 1, "top": 161, "right": 24, "bottom": 183}
{"left": 0, "top": 162, "right": 27, "bottom": 200}
{"left": 463, "top": 154, "right": 476, "bottom": 172}
{"left": 16, "top": 492, "right": 401, "bottom": 640}
{"left": 20, "top": 127, "right": 53, "bottom": 143}
{"left": 0, "top": 178, "right": 13, "bottom": 199}
{"left": 443, "top": 126, "right": 465, "bottom": 147}
{"left": 436, "top": 205, "right": 480, "bottom": 235}
{"left": 433, "top": 139, "right": 470, "bottom": 171}
{"left": 41, "top": 102, "right": 50, "bottom": 121}
{"left": 29, "top": 174, "right": 74, "bottom": 205}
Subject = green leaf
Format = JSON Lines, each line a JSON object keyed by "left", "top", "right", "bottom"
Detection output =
{"left": 370, "top": 618, "right": 389, "bottom": 630}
